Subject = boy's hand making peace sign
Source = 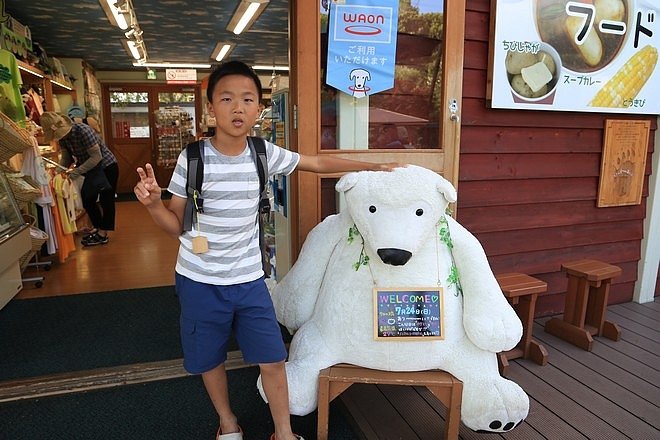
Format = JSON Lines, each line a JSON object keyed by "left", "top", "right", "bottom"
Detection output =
{"left": 134, "top": 163, "right": 162, "bottom": 206}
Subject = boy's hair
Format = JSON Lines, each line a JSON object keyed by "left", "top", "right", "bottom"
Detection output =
{"left": 206, "top": 61, "right": 262, "bottom": 102}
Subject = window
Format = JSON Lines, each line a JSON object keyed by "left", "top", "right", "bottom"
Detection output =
{"left": 109, "top": 91, "right": 150, "bottom": 139}
{"left": 320, "top": 1, "right": 444, "bottom": 150}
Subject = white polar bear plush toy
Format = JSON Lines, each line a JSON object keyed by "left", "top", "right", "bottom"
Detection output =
{"left": 259, "top": 165, "right": 529, "bottom": 433}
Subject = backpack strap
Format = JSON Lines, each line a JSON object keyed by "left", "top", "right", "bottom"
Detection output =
{"left": 248, "top": 136, "right": 270, "bottom": 214}
{"left": 183, "top": 140, "right": 204, "bottom": 232}
{"left": 247, "top": 136, "right": 271, "bottom": 276}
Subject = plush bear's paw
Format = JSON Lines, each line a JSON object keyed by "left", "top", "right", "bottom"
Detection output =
{"left": 463, "top": 308, "right": 522, "bottom": 352}
{"left": 461, "top": 376, "right": 529, "bottom": 433}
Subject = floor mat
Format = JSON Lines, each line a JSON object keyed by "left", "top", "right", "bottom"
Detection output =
{"left": 0, "top": 286, "right": 182, "bottom": 381}
{"left": 0, "top": 286, "right": 293, "bottom": 381}
{"left": 0, "top": 367, "right": 358, "bottom": 440}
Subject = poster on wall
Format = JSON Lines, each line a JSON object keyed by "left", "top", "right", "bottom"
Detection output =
{"left": 489, "top": 0, "right": 660, "bottom": 114}
{"left": 326, "top": 0, "right": 399, "bottom": 98}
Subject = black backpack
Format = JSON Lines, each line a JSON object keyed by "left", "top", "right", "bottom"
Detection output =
{"left": 182, "top": 137, "right": 272, "bottom": 276}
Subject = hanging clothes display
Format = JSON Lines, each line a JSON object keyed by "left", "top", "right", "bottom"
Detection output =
{"left": 20, "top": 136, "right": 57, "bottom": 254}
{"left": 52, "top": 173, "right": 77, "bottom": 234}
{"left": 49, "top": 173, "right": 76, "bottom": 263}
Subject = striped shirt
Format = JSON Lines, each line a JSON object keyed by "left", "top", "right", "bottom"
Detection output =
{"left": 168, "top": 138, "right": 299, "bottom": 285}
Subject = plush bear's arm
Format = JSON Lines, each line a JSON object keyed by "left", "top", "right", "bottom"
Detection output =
{"left": 272, "top": 212, "right": 352, "bottom": 333}
{"left": 446, "top": 216, "right": 523, "bottom": 352}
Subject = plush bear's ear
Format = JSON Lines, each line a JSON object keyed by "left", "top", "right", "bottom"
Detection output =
{"left": 436, "top": 176, "right": 457, "bottom": 204}
{"left": 336, "top": 172, "right": 360, "bottom": 193}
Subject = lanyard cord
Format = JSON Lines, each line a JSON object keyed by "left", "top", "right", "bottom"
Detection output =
{"left": 193, "top": 190, "right": 201, "bottom": 232}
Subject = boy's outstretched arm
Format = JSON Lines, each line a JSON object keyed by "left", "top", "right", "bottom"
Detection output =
{"left": 297, "top": 154, "right": 404, "bottom": 173}
{"left": 134, "top": 163, "right": 186, "bottom": 239}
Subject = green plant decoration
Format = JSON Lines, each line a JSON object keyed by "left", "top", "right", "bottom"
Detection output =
{"left": 447, "top": 265, "right": 463, "bottom": 297}
{"left": 438, "top": 216, "right": 463, "bottom": 296}
{"left": 347, "top": 224, "right": 359, "bottom": 244}
{"left": 347, "top": 224, "right": 370, "bottom": 271}
{"left": 438, "top": 216, "right": 453, "bottom": 249}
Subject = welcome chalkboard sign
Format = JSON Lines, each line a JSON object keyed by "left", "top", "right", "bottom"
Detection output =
{"left": 373, "top": 287, "right": 444, "bottom": 341}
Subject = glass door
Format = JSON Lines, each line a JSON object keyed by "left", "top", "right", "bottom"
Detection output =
{"left": 102, "top": 84, "right": 201, "bottom": 193}
{"left": 290, "top": 0, "right": 465, "bottom": 256}
{"left": 104, "top": 87, "right": 153, "bottom": 194}
{"left": 154, "top": 90, "right": 197, "bottom": 186}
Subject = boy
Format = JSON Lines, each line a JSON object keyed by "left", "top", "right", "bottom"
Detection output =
{"left": 134, "top": 61, "right": 400, "bottom": 440}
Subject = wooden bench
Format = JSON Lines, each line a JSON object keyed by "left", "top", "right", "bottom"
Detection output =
{"left": 545, "top": 259, "right": 622, "bottom": 351}
{"left": 495, "top": 273, "right": 549, "bottom": 376}
{"left": 317, "top": 364, "right": 462, "bottom": 440}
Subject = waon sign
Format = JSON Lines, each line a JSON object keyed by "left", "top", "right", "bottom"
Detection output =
{"left": 326, "top": 0, "right": 399, "bottom": 98}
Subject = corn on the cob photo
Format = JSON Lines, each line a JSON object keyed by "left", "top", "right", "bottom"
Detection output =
{"left": 589, "top": 45, "right": 658, "bottom": 108}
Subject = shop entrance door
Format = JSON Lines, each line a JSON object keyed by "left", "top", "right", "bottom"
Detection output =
{"left": 289, "top": 0, "right": 465, "bottom": 257}
{"left": 104, "top": 87, "right": 152, "bottom": 194}
{"left": 102, "top": 84, "right": 201, "bottom": 193}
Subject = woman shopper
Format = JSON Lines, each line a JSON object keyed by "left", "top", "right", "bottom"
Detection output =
{"left": 41, "top": 112, "right": 118, "bottom": 246}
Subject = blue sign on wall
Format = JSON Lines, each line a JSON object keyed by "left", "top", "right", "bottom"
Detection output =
{"left": 326, "top": 0, "right": 399, "bottom": 98}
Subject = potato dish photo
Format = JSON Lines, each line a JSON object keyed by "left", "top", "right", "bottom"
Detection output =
{"left": 535, "top": 0, "right": 628, "bottom": 72}
{"left": 506, "top": 45, "right": 560, "bottom": 100}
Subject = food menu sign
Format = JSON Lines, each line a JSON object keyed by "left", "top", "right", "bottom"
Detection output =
{"left": 490, "top": 0, "right": 660, "bottom": 114}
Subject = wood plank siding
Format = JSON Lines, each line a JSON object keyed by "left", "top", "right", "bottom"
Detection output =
{"left": 459, "top": 0, "right": 658, "bottom": 316}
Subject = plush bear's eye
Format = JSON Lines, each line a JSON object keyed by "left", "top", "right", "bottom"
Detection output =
{"left": 369, "top": 205, "right": 377, "bottom": 213}
{"left": 416, "top": 209, "right": 424, "bottom": 216}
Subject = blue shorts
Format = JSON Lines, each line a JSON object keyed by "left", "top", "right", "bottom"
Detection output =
{"left": 175, "top": 273, "right": 287, "bottom": 374}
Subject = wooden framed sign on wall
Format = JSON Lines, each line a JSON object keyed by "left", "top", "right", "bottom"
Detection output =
{"left": 597, "top": 119, "right": 650, "bottom": 207}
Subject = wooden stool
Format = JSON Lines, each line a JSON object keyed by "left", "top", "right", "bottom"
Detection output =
{"left": 317, "top": 364, "right": 462, "bottom": 440}
{"left": 495, "top": 273, "right": 549, "bottom": 376}
{"left": 545, "top": 259, "right": 622, "bottom": 351}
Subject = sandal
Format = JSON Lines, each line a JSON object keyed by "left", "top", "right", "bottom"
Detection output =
{"left": 269, "top": 435, "right": 304, "bottom": 440}
{"left": 216, "top": 426, "right": 243, "bottom": 440}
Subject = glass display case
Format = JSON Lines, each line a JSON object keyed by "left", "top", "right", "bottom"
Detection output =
{"left": 0, "top": 170, "right": 30, "bottom": 309}
{"left": 0, "top": 171, "right": 23, "bottom": 240}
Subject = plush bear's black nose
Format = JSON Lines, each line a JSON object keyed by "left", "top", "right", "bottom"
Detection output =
{"left": 377, "top": 248, "right": 412, "bottom": 266}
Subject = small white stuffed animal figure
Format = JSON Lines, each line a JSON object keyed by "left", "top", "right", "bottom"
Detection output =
{"left": 259, "top": 165, "right": 529, "bottom": 432}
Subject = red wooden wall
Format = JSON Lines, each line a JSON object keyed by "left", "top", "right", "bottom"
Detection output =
{"left": 458, "top": 0, "right": 658, "bottom": 316}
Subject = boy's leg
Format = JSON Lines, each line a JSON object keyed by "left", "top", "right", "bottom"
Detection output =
{"left": 259, "top": 361, "right": 296, "bottom": 440}
{"left": 175, "top": 274, "right": 239, "bottom": 436}
{"left": 202, "top": 363, "right": 241, "bottom": 435}
{"left": 233, "top": 278, "right": 297, "bottom": 439}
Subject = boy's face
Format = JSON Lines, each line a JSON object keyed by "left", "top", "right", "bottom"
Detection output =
{"left": 207, "top": 74, "right": 260, "bottom": 139}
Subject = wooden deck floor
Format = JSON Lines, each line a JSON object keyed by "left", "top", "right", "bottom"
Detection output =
{"left": 338, "top": 298, "right": 660, "bottom": 440}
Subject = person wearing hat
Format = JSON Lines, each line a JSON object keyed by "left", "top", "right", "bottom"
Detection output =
{"left": 41, "top": 111, "right": 119, "bottom": 246}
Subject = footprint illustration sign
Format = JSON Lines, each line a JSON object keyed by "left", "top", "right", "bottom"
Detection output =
{"left": 326, "top": 0, "right": 399, "bottom": 98}
{"left": 598, "top": 120, "right": 650, "bottom": 207}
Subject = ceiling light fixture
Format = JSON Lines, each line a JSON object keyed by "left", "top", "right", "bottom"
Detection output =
{"left": 103, "top": 0, "right": 152, "bottom": 67}
{"left": 132, "top": 62, "right": 212, "bottom": 69}
{"left": 122, "top": 39, "right": 144, "bottom": 60}
{"left": 124, "top": 26, "right": 143, "bottom": 39}
{"left": 100, "top": 0, "right": 129, "bottom": 30}
{"left": 227, "top": 0, "right": 269, "bottom": 35}
{"left": 252, "top": 65, "right": 289, "bottom": 71}
{"left": 210, "top": 42, "right": 235, "bottom": 62}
